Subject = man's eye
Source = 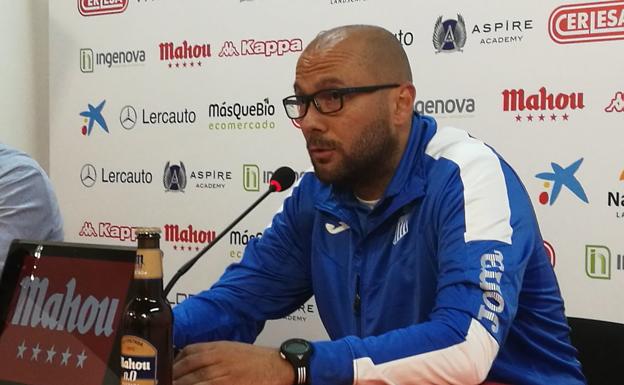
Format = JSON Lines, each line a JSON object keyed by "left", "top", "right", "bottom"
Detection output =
{"left": 328, "top": 91, "right": 341, "bottom": 100}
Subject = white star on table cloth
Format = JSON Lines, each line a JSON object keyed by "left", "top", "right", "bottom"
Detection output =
{"left": 16, "top": 340, "right": 27, "bottom": 359}
{"left": 76, "top": 350, "right": 88, "bottom": 368}
{"left": 31, "top": 344, "right": 42, "bottom": 361}
{"left": 61, "top": 347, "right": 72, "bottom": 366}
{"left": 46, "top": 345, "right": 57, "bottom": 363}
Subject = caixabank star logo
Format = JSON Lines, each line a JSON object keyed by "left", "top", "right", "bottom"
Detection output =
{"left": 535, "top": 158, "right": 589, "bottom": 206}
{"left": 79, "top": 100, "right": 108, "bottom": 136}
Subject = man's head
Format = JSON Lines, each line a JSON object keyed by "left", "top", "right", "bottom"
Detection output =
{"left": 286, "top": 25, "right": 416, "bottom": 199}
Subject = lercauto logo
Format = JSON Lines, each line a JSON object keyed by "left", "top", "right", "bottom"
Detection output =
{"left": 585, "top": 245, "right": 611, "bottom": 279}
{"left": 535, "top": 158, "right": 589, "bottom": 205}
{"left": 79, "top": 100, "right": 108, "bottom": 136}
{"left": 549, "top": 1, "right": 624, "bottom": 44}
{"left": 433, "top": 14, "right": 467, "bottom": 53}
{"left": 77, "top": 0, "right": 128, "bottom": 16}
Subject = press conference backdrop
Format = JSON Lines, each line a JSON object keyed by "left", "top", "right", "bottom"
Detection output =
{"left": 49, "top": 0, "right": 624, "bottom": 346}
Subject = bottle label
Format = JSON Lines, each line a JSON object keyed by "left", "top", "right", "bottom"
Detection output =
{"left": 134, "top": 249, "right": 163, "bottom": 280}
{"left": 120, "top": 335, "right": 158, "bottom": 385}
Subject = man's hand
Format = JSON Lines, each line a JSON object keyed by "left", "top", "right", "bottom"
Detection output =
{"left": 173, "top": 341, "right": 295, "bottom": 385}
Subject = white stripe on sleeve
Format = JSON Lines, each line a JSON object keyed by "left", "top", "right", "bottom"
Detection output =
{"left": 353, "top": 319, "right": 499, "bottom": 385}
{"left": 425, "top": 126, "right": 512, "bottom": 244}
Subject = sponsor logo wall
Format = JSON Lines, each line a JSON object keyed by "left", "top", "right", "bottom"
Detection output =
{"left": 50, "top": 0, "right": 623, "bottom": 347}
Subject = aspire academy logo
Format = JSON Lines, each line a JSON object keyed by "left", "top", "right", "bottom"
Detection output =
{"left": 549, "top": 1, "right": 624, "bottom": 44}
{"left": 433, "top": 14, "right": 467, "bottom": 53}
{"left": 78, "top": 0, "right": 128, "bottom": 16}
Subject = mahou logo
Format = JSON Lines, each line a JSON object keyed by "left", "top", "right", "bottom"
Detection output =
{"left": 549, "top": 1, "right": 624, "bottom": 44}
{"left": 159, "top": 40, "right": 211, "bottom": 69}
{"left": 77, "top": 0, "right": 128, "bottom": 16}
{"left": 0, "top": 255, "right": 132, "bottom": 385}
{"left": 218, "top": 38, "right": 303, "bottom": 57}
{"left": 502, "top": 87, "right": 585, "bottom": 122}
{"left": 164, "top": 224, "right": 216, "bottom": 252}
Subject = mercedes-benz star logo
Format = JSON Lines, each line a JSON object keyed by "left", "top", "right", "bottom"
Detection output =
{"left": 80, "top": 164, "right": 97, "bottom": 187}
{"left": 119, "top": 105, "right": 137, "bottom": 130}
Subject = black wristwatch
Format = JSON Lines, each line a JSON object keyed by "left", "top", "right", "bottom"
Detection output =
{"left": 280, "top": 338, "right": 313, "bottom": 385}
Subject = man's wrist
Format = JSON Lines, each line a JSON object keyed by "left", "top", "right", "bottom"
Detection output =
{"left": 280, "top": 338, "right": 313, "bottom": 385}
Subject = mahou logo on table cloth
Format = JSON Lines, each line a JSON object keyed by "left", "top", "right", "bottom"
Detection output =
{"left": 0, "top": 256, "right": 131, "bottom": 385}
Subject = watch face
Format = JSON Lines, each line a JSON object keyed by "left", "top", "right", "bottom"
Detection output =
{"left": 286, "top": 341, "right": 309, "bottom": 354}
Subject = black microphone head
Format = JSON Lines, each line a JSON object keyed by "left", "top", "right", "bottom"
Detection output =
{"left": 269, "top": 166, "right": 297, "bottom": 192}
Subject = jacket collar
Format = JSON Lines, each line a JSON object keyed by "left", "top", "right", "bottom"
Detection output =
{"left": 317, "top": 113, "right": 437, "bottom": 224}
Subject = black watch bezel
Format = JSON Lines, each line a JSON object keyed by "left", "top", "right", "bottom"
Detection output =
{"left": 280, "top": 338, "right": 313, "bottom": 385}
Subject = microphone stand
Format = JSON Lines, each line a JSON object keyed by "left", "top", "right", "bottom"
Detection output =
{"left": 163, "top": 186, "right": 275, "bottom": 297}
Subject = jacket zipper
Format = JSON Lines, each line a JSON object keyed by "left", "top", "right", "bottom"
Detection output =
{"left": 353, "top": 274, "right": 362, "bottom": 336}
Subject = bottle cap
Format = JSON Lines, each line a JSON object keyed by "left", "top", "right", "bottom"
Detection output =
{"left": 134, "top": 227, "right": 162, "bottom": 237}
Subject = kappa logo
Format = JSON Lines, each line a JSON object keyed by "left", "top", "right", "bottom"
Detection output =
{"left": 217, "top": 38, "right": 303, "bottom": 58}
{"left": 605, "top": 91, "right": 624, "bottom": 112}
{"left": 325, "top": 221, "right": 350, "bottom": 235}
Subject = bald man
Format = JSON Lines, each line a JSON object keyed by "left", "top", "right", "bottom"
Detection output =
{"left": 172, "top": 25, "right": 586, "bottom": 385}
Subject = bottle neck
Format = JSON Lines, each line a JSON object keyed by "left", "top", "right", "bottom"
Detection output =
{"left": 134, "top": 247, "right": 164, "bottom": 297}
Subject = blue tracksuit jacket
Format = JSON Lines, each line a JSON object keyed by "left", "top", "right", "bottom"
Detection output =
{"left": 174, "top": 114, "right": 586, "bottom": 385}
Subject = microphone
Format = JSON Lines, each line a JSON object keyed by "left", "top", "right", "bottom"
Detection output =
{"left": 163, "top": 166, "right": 297, "bottom": 297}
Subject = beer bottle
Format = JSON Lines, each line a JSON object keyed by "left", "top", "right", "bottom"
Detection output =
{"left": 120, "top": 227, "right": 172, "bottom": 385}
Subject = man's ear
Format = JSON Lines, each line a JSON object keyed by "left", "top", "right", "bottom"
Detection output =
{"left": 392, "top": 83, "right": 416, "bottom": 125}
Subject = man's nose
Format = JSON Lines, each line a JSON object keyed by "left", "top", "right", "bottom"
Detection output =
{"left": 298, "top": 102, "right": 327, "bottom": 134}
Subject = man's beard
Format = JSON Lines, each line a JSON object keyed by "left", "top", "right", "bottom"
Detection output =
{"left": 308, "top": 113, "right": 398, "bottom": 190}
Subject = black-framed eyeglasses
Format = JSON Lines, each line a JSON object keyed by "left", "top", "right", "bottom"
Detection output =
{"left": 282, "top": 84, "right": 400, "bottom": 120}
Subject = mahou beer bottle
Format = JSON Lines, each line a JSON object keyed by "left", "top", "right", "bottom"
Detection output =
{"left": 120, "top": 227, "right": 172, "bottom": 385}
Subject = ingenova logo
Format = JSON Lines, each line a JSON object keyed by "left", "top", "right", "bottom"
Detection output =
{"left": 585, "top": 245, "right": 611, "bottom": 279}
